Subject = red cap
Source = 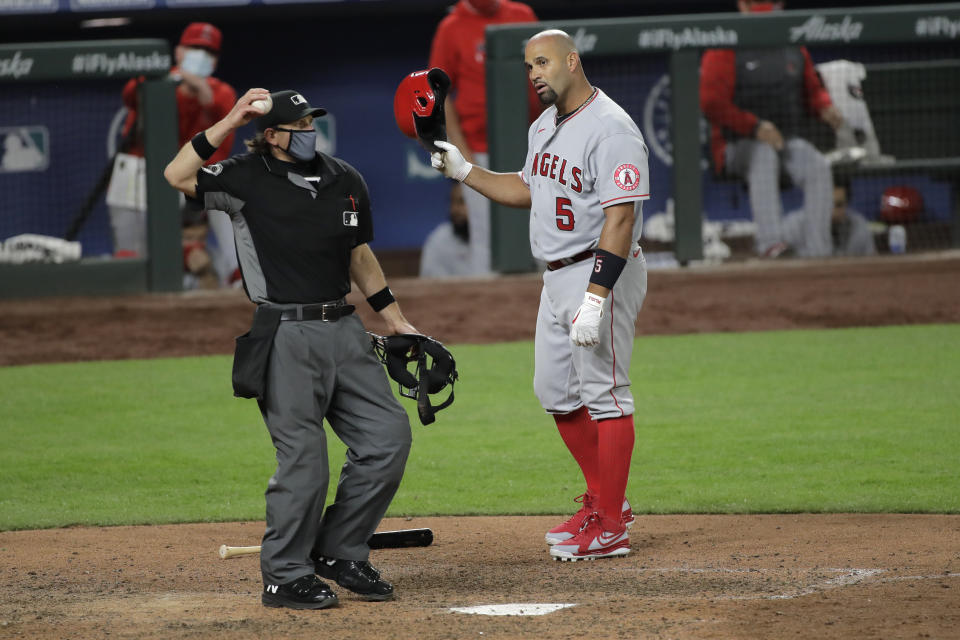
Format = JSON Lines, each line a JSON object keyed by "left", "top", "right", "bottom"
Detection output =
{"left": 179, "top": 22, "right": 222, "bottom": 53}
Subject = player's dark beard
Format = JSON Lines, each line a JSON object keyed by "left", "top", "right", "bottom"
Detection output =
{"left": 452, "top": 218, "right": 469, "bottom": 242}
{"left": 538, "top": 87, "right": 558, "bottom": 105}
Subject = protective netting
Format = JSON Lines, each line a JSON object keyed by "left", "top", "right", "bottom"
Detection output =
{"left": 584, "top": 43, "right": 958, "bottom": 258}
{"left": 0, "top": 80, "right": 128, "bottom": 258}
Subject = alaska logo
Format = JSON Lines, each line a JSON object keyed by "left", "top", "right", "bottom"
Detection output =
{"left": 789, "top": 15, "right": 863, "bottom": 43}
{"left": 0, "top": 51, "right": 33, "bottom": 80}
{"left": 638, "top": 26, "right": 738, "bottom": 50}
{"left": 571, "top": 28, "right": 598, "bottom": 53}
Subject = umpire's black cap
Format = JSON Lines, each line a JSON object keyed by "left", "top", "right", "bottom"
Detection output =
{"left": 256, "top": 90, "right": 327, "bottom": 131}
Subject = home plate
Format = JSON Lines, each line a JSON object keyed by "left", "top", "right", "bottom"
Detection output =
{"left": 449, "top": 603, "right": 576, "bottom": 616}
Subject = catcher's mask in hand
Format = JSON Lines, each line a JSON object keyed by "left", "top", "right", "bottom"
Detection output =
{"left": 370, "top": 333, "right": 458, "bottom": 425}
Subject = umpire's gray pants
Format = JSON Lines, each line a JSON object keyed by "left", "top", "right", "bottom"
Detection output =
{"left": 258, "top": 314, "right": 411, "bottom": 585}
{"left": 727, "top": 137, "right": 833, "bottom": 257}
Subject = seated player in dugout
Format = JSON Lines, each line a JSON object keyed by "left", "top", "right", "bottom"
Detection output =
{"left": 700, "top": 0, "right": 844, "bottom": 259}
{"left": 419, "top": 181, "right": 473, "bottom": 278}
{"left": 181, "top": 205, "right": 220, "bottom": 290}
{"left": 164, "top": 89, "right": 423, "bottom": 610}
{"left": 783, "top": 177, "right": 876, "bottom": 257}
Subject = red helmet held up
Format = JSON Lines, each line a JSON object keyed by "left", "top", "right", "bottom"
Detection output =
{"left": 393, "top": 68, "right": 451, "bottom": 152}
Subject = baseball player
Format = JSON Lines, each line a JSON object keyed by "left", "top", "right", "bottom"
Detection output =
{"left": 111, "top": 22, "right": 239, "bottom": 275}
{"left": 431, "top": 29, "right": 648, "bottom": 561}
{"left": 164, "top": 89, "right": 418, "bottom": 608}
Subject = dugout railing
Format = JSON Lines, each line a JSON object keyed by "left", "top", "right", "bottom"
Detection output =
{"left": 0, "top": 39, "right": 180, "bottom": 298}
{"left": 486, "top": 3, "right": 960, "bottom": 272}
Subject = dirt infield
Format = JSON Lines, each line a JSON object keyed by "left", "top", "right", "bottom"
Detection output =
{"left": 2, "top": 253, "right": 960, "bottom": 366}
{"left": 1, "top": 516, "right": 958, "bottom": 639}
{"left": 1, "top": 253, "right": 959, "bottom": 639}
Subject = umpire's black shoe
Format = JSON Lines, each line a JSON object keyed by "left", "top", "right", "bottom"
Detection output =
{"left": 317, "top": 557, "right": 394, "bottom": 601}
{"left": 262, "top": 574, "right": 339, "bottom": 610}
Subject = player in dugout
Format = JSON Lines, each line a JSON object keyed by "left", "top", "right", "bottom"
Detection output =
{"left": 700, "top": 0, "right": 844, "bottom": 259}
{"left": 111, "top": 22, "right": 241, "bottom": 288}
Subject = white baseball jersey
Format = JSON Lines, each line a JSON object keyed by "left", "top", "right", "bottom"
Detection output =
{"left": 520, "top": 88, "right": 651, "bottom": 420}
{"left": 520, "top": 89, "right": 650, "bottom": 262}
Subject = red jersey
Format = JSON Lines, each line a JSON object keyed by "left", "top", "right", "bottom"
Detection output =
{"left": 120, "top": 70, "right": 237, "bottom": 165}
{"left": 700, "top": 47, "right": 831, "bottom": 173}
{"left": 428, "top": 0, "right": 538, "bottom": 153}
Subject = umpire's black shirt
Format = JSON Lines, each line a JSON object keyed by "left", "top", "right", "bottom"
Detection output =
{"left": 194, "top": 152, "right": 373, "bottom": 304}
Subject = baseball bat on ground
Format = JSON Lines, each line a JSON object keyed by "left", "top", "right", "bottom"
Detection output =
{"left": 218, "top": 527, "right": 433, "bottom": 559}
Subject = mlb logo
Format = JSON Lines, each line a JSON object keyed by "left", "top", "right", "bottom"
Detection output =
{"left": 291, "top": 94, "right": 307, "bottom": 106}
{"left": 343, "top": 211, "right": 358, "bottom": 227}
{"left": 0, "top": 126, "right": 49, "bottom": 173}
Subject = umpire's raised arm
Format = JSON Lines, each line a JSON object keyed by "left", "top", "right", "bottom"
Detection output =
{"left": 163, "top": 88, "right": 271, "bottom": 198}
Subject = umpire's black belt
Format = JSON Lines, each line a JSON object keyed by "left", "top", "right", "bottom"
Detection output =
{"left": 546, "top": 250, "right": 594, "bottom": 271}
{"left": 278, "top": 300, "right": 355, "bottom": 322}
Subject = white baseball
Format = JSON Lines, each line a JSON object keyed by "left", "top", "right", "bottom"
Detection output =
{"left": 251, "top": 96, "right": 272, "bottom": 114}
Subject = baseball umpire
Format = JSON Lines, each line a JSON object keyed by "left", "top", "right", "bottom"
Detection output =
{"left": 165, "top": 88, "right": 418, "bottom": 609}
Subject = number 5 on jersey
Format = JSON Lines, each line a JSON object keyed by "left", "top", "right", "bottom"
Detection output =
{"left": 556, "top": 197, "right": 575, "bottom": 231}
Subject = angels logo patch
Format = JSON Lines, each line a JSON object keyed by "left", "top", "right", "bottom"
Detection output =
{"left": 613, "top": 163, "right": 640, "bottom": 191}
{"left": 201, "top": 163, "right": 223, "bottom": 176}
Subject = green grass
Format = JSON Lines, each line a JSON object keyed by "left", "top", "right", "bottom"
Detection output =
{"left": 1, "top": 324, "right": 958, "bottom": 530}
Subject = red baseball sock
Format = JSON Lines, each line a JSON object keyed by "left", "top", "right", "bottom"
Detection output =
{"left": 554, "top": 406, "right": 599, "bottom": 494}
{"left": 597, "top": 415, "right": 635, "bottom": 531}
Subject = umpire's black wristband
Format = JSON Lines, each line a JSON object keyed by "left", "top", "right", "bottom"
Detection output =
{"left": 190, "top": 131, "right": 217, "bottom": 161}
{"left": 367, "top": 286, "right": 396, "bottom": 312}
{"left": 589, "top": 249, "right": 627, "bottom": 290}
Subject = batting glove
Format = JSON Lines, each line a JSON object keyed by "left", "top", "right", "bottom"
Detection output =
{"left": 570, "top": 292, "right": 605, "bottom": 347}
{"left": 431, "top": 140, "right": 473, "bottom": 182}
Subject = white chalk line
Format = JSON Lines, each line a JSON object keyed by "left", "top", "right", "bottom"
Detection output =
{"left": 880, "top": 572, "right": 960, "bottom": 582}
{"left": 631, "top": 567, "right": 959, "bottom": 600}
{"left": 767, "top": 568, "right": 884, "bottom": 600}
{"left": 446, "top": 570, "right": 960, "bottom": 614}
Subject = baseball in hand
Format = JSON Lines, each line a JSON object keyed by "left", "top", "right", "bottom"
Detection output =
{"left": 251, "top": 95, "right": 272, "bottom": 114}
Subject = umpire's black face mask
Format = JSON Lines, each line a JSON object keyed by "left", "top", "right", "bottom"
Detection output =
{"left": 275, "top": 127, "right": 317, "bottom": 162}
{"left": 274, "top": 125, "right": 317, "bottom": 162}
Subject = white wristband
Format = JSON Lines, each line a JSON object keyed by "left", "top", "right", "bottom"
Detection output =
{"left": 583, "top": 292, "right": 604, "bottom": 311}
{"left": 452, "top": 161, "right": 473, "bottom": 183}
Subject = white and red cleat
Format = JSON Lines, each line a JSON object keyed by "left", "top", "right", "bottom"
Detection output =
{"left": 545, "top": 492, "right": 634, "bottom": 545}
{"left": 549, "top": 512, "right": 630, "bottom": 561}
